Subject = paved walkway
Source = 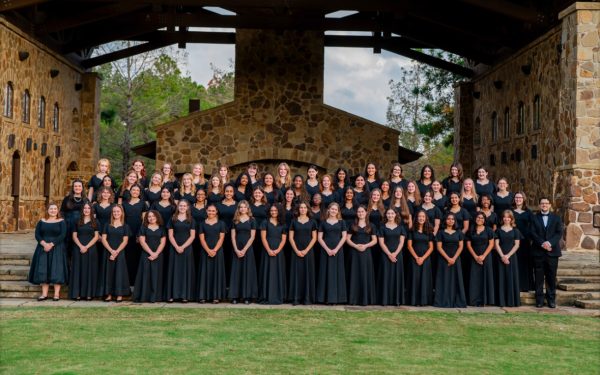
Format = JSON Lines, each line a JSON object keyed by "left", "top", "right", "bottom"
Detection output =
{"left": 1, "top": 298, "right": 598, "bottom": 317}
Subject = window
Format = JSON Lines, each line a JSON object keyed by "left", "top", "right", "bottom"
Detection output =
{"left": 3, "top": 82, "right": 13, "bottom": 118}
{"left": 517, "top": 101, "right": 524, "bottom": 135}
{"left": 22, "top": 90, "right": 30, "bottom": 123}
{"left": 491, "top": 111, "right": 498, "bottom": 142}
{"left": 38, "top": 96, "right": 45, "bottom": 128}
{"left": 533, "top": 95, "right": 541, "bottom": 130}
{"left": 473, "top": 116, "right": 481, "bottom": 146}
{"left": 52, "top": 103, "right": 59, "bottom": 132}
{"left": 503, "top": 107, "right": 510, "bottom": 139}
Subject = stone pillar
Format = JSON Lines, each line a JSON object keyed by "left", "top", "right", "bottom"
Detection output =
{"left": 559, "top": 2, "right": 600, "bottom": 250}
{"left": 79, "top": 72, "right": 101, "bottom": 175}
{"left": 453, "top": 82, "right": 475, "bottom": 174}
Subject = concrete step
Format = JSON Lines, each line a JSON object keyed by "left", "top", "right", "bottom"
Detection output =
{"left": 557, "top": 268, "right": 600, "bottom": 276}
{"left": 557, "top": 276, "right": 600, "bottom": 283}
{"left": 0, "top": 254, "right": 31, "bottom": 266}
{"left": 0, "top": 265, "right": 29, "bottom": 281}
{"left": 520, "top": 291, "right": 600, "bottom": 306}
{"left": 574, "top": 299, "right": 600, "bottom": 309}
{"left": 557, "top": 283, "right": 600, "bottom": 292}
{"left": 0, "top": 280, "right": 68, "bottom": 298}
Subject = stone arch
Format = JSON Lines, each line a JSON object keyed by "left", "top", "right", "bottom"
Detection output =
{"left": 223, "top": 148, "right": 336, "bottom": 173}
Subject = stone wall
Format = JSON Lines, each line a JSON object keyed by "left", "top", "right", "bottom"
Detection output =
{"left": 0, "top": 17, "right": 100, "bottom": 231}
{"left": 455, "top": 2, "right": 599, "bottom": 250}
{"left": 156, "top": 29, "right": 404, "bottom": 179}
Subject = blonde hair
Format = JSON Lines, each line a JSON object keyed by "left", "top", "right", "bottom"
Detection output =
{"left": 180, "top": 173, "right": 197, "bottom": 195}
{"left": 162, "top": 162, "right": 176, "bottom": 182}
{"left": 192, "top": 163, "right": 206, "bottom": 185}
{"left": 233, "top": 200, "right": 253, "bottom": 224}
{"left": 276, "top": 162, "right": 292, "bottom": 189}
{"left": 97, "top": 158, "right": 111, "bottom": 174}
{"left": 461, "top": 178, "right": 479, "bottom": 203}
{"left": 149, "top": 172, "right": 163, "bottom": 188}
{"left": 406, "top": 181, "right": 421, "bottom": 205}
{"left": 110, "top": 204, "right": 124, "bottom": 226}
{"left": 368, "top": 188, "right": 385, "bottom": 216}
{"left": 501, "top": 210, "right": 516, "bottom": 227}
{"left": 326, "top": 202, "right": 342, "bottom": 220}
{"left": 210, "top": 174, "right": 224, "bottom": 195}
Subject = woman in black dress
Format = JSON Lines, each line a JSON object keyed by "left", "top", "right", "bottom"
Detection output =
{"left": 389, "top": 186, "right": 413, "bottom": 230}
{"left": 352, "top": 174, "right": 369, "bottom": 206}
{"left": 218, "top": 164, "right": 232, "bottom": 186}
{"left": 333, "top": 167, "right": 351, "bottom": 196}
{"left": 417, "top": 165, "right": 435, "bottom": 197}
{"left": 94, "top": 186, "right": 114, "bottom": 297}
{"left": 377, "top": 208, "right": 407, "bottom": 306}
{"left": 431, "top": 180, "right": 448, "bottom": 211}
{"left": 365, "top": 162, "right": 381, "bottom": 191}
{"left": 340, "top": 187, "right": 357, "bottom": 228}
{"left": 405, "top": 181, "right": 421, "bottom": 217}
{"left": 283, "top": 189, "right": 296, "bottom": 226}
{"left": 445, "top": 192, "right": 471, "bottom": 233}
{"left": 174, "top": 173, "right": 196, "bottom": 206}
{"left": 134, "top": 210, "right": 166, "bottom": 303}
{"left": 161, "top": 162, "right": 179, "bottom": 193}
{"left": 292, "top": 175, "right": 310, "bottom": 204}
{"left": 367, "top": 188, "right": 385, "bottom": 272}
{"left": 493, "top": 178, "right": 514, "bottom": 214}
{"left": 406, "top": 211, "right": 434, "bottom": 306}
{"left": 442, "top": 162, "right": 463, "bottom": 197}
{"left": 317, "top": 202, "right": 348, "bottom": 304}
{"left": 234, "top": 172, "right": 252, "bottom": 202}
{"left": 69, "top": 203, "right": 99, "bottom": 300}
{"left": 276, "top": 162, "right": 292, "bottom": 194}
{"left": 207, "top": 175, "right": 224, "bottom": 204}
{"left": 229, "top": 201, "right": 258, "bottom": 304}
{"left": 150, "top": 188, "right": 176, "bottom": 227}
{"left": 259, "top": 204, "right": 288, "bottom": 304}
{"left": 117, "top": 170, "right": 139, "bottom": 205}
{"left": 512, "top": 192, "right": 534, "bottom": 292}
{"left": 246, "top": 163, "right": 261, "bottom": 189}
{"left": 320, "top": 174, "right": 338, "bottom": 209}
{"left": 388, "top": 162, "right": 408, "bottom": 193}
{"left": 434, "top": 213, "right": 466, "bottom": 308}
{"left": 346, "top": 206, "right": 377, "bottom": 306}
{"left": 460, "top": 178, "right": 479, "bottom": 220}
{"left": 192, "top": 163, "right": 208, "bottom": 192}
{"left": 310, "top": 193, "right": 322, "bottom": 223}
{"left": 251, "top": 187, "right": 269, "bottom": 267}
{"left": 495, "top": 210, "right": 522, "bottom": 307}
{"left": 305, "top": 165, "right": 320, "bottom": 198}
{"left": 29, "top": 203, "right": 68, "bottom": 301}
{"left": 262, "top": 172, "right": 282, "bottom": 205}
{"left": 218, "top": 184, "right": 237, "bottom": 287}
{"left": 87, "top": 158, "right": 115, "bottom": 202}
{"left": 466, "top": 212, "right": 495, "bottom": 306}
{"left": 288, "top": 202, "right": 318, "bottom": 305}
{"left": 418, "top": 190, "right": 442, "bottom": 236}
{"left": 122, "top": 184, "right": 146, "bottom": 285}
{"left": 475, "top": 166, "right": 496, "bottom": 198}
{"left": 478, "top": 194, "right": 498, "bottom": 231}
{"left": 101, "top": 204, "right": 130, "bottom": 302}
{"left": 144, "top": 172, "right": 164, "bottom": 208}
{"left": 131, "top": 159, "right": 148, "bottom": 189}
{"left": 380, "top": 180, "right": 391, "bottom": 208}
{"left": 197, "top": 204, "right": 227, "bottom": 303}
{"left": 166, "top": 200, "right": 196, "bottom": 303}
{"left": 61, "top": 179, "right": 89, "bottom": 252}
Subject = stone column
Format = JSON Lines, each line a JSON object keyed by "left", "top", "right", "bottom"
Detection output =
{"left": 559, "top": 2, "right": 600, "bottom": 250}
{"left": 453, "top": 82, "right": 475, "bottom": 174}
{"left": 79, "top": 72, "right": 101, "bottom": 175}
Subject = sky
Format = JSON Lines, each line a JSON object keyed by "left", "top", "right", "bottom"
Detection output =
{"left": 183, "top": 41, "right": 411, "bottom": 125}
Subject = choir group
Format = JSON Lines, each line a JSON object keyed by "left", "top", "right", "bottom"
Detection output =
{"left": 28, "top": 158, "right": 563, "bottom": 308}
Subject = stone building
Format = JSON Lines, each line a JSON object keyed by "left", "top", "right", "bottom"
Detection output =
{"left": 454, "top": 2, "right": 600, "bottom": 250}
{"left": 154, "top": 29, "right": 419, "bottom": 177}
{"left": 0, "top": 17, "right": 100, "bottom": 231}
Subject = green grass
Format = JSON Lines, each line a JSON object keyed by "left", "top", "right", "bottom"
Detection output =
{"left": 1, "top": 307, "right": 599, "bottom": 374}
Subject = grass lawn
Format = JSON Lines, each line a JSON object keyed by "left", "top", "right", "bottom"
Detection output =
{"left": 1, "top": 307, "right": 599, "bottom": 374}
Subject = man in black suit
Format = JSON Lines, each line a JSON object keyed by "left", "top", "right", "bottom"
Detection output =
{"left": 530, "top": 197, "right": 563, "bottom": 308}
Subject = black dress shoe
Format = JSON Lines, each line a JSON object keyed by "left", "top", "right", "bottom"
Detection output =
{"left": 37, "top": 296, "right": 48, "bottom": 301}
{"left": 548, "top": 301, "right": 556, "bottom": 308}
{"left": 535, "top": 303, "right": 544, "bottom": 308}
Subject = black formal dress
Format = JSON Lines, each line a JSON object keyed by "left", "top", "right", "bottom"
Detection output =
{"left": 461, "top": 197, "right": 478, "bottom": 221}
{"left": 353, "top": 190, "right": 368, "bottom": 206}
{"left": 434, "top": 230, "right": 466, "bottom": 308}
{"left": 251, "top": 204, "right": 269, "bottom": 268}
{"left": 162, "top": 179, "right": 179, "bottom": 193}
{"left": 305, "top": 181, "right": 320, "bottom": 199}
{"left": 60, "top": 196, "right": 88, "bottom": 253}
{"left": 217, "top": 201, "right": 237, "bottom": 287}
{"left": 174, "top": 191, "right": 196, "bottom": 206}
{"left": 433, "top": 196, "right": 448, "bottom": 211}
{"left": 123, "top": 199, "right": 146, "bottom": 285}
{"left": 207, "top": 192, "right": 223, "bottom": 205}
{"left": 513, "top": 209, "right": 534, "bottom": 291}
{"left": 234, "top": 188, "right": 251, "bottom": 203}
{"left": 102, "top": 224, "right": 131, "bottom": 296}
{"left": 321, "top": 191, "right": 338, "bottom": 210}
{"left": 29, "top": 220, "right": 69, "bottom": 285}
{"left": 229, "top": 218, "right": 259, "bottom": 301}
{"left": 69, "top": 221, "right": 99, "bottom": 299}
{"left": 495, "top": 228, "right": 522, "bottom": 307}
{"left": 493, "top": 193, "right": 514, "bottom": 214}
{"left": 191, "top": 204, "right": 207, "bottom": 269}
{"left": 264, "top": 189, "right": 282, "bottom": 205}
{"left": 348, "top": 223, "right": 377, "bottom": 306}
{"left": 258, "top": 221, "right": 287, "bottom": 304}
{"left": 377, "top": 224, "right": 407, "bottom": 306}
{"left": 475, "top": 181, "right": 496, "bottom": 198}
{"left": 317, "top": 220, "right": 347, "bottom": 304}
{"left": 467, "top": 227, "right": 495, "bottom": 306}
{"left": 389, "top": 179, "right": 408, "bottom": 194}
{"left": 133, "top": 226, "right": 166, "bottom": 302}
{"left": 150, "top": 202, "right": 176, "bottom": 227}
{"left": 93, "top": 203, "right": 113, "bottom": 297}
{"left": 197, "top": 220, "right": 227, "bottom": 301}
{"left": 143, "top": 188, "right": 162, "bottom": 208}
{"left": 407, "top": 230, "right": 434, "bottom": 306}
{"left": 483, "top": 211, "right": 498, "bottom": 230}
{"left": 166, "top": 218, "right": 196, "bottom": 301}
{"left": 442, "top": 177, "right": 462, "bottom": 197}
{"left": 288, "top": 219, "right": 317, "bottom": 304}
{"left": 416, "top": 181, "right": 432, "bottom": 197}
{"left": 366, "top": 179, "right": 380, "bottom": 192}
{"left": 88, "top": 174, "right": 116, "bottom": 201}
{"left": 530, "top": 212, "right": 563, "bottom": 306}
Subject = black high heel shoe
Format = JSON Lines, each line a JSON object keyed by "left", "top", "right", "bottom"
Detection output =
{"left": 37, "top": 296, "right": 48, "bottom": 301}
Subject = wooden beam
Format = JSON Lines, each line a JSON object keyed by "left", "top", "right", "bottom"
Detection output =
{"left": 324, "top": 35, "right": 426, "bottom": 49}
{"left": 0, "top": 0, "right": 48, "bottom": 12}
{"left": 80, "top": 41, "right": 173, "bottom": 68}
{"left": 457, "top": 0, "right": 541, "bottom": 22}
{"left": 125, "top": 30, "right": 236, "bottom": 44}
{"left": 382, "top": 45, "right": 474, "bottom": 77}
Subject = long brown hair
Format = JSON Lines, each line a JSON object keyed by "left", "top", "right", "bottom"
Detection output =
{"left": 233, "top": 200, "right": 253, "bottom": 224}
{"left": 352, "top": 205, "right": 372, "bottom": 234}
{"left": 78, "top": 202, "right": 97, "bottom": 229}
{"left": 96, "top": 186, "right": 115, "bottom": 204}
{"left": 172, "top": 200, "right": 192, "bottom": 223}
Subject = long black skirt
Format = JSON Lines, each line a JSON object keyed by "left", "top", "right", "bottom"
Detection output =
{"left": 166, "top": 246, "right": 195, "bottom": 301}
{"left": 288, "top": 250, "right": 316, "bottom": 305}
{"left": 433, "top": 258, "right": 466, "bottom": 308}
{"left": 258, "top": 250, "right": 286, "bottom": 304}
{"left": 96, "top": 244, "right": 107, "bottom": 297}
{"left": 408, "top": 257, "right": 433, "bottom": 306}
{"left": 228, "top": 247, "right": 258, "bottom": 300}
{"left": 377, "top": 252, "right": 405, "bottom": 306}
{"left": 469, "top": 256, "right": 495, "bottom": 306}
{"left": 104, "top": 251, "right": 131, "bottom": 296}
{"left": 29, "top": 244, "right": 69, "bottom": 285}
{"left": 496, "top": 255, "right": 521, "bottom": 307}
{"left": 517, "top": 239, "right": 535, "bottom": 292}
{"left": 68, "top": 245, "right": 98, "bottom": 299}
{"left": 197, "top": 249, "right": 226, "bottom": 301}
{"left": 348, "top": 249, "right": 376, "bottom": 306}
{"left": 133, "top": 252, "right": 164, "bottom": 302}
{"left": 316, "top": 248, "right": 347, "bottom": 304}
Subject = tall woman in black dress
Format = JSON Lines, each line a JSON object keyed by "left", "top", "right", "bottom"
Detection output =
{"left": 166, "top": 200, "right": 196, "bottom": 303}
{"left": 69, "top": 203, "right": 99, "bottom": 300}
{"left": 192, "top": 163, "right": 208, "bottom": 191}
{"left": 262, "top": 172, "right": 282, "bottom": 205}
{"left": 493, "top": 178, "right": 513, "bottom": 214}
{"left": 276, "top": 162, "right": 292, "bottom": 194}
{"left": 101, "top": 204, "right": 130, "bottom": 302}
{"left": 144, "top": 172, "right": 164, "bottom": 208}
{"left": 150, "top": 188, "right": 176, "bottom": 227}
{"left": 405, "top": 181, "right": 421, "bottom": 216}
{"left": 333, "top": 167, "right": 351, "bottom": 195}
{"left": 197, "top": 204, "right": 227, "bottom": 303}
{"left": 291, "top": 175, "right": 309, "bottom": 204}
{"left": 61, "top": 179, "right": 89, "bottom": 252}
{"left": 161, "top": 162, "right": 179, "bottom": 193}
{"left": 419, "top": 190, "right": 442, "bottom": 236}
{"left": 251, "top": 187, "right": 269, "bottom": 267}
{"left": 346, "top": 206, "right": 377, "bottom": 306}
{"left": 207, "top": 175, "right": 224, "bottom": 204}
{"left": 478, "top": 194, "right": 498, "bottom": 231}
{"left": 117, "top": 170, "right": 139, "bottom": 205}
{"left": 175, "top": 173, "right": 196, "bottom": 205}
{"left": 131, "top": 159, "right": 148, "bottom": 189}
{"left": 134, "top": 210, "right": 166, "bottom": 303}
{"left": 319, "top": 174, "right": 338, "bottom": 209}
{"left": 417, "top": 165, "right": 435, "bottom": 197}
{"left": 352, "top": 174, "right": 368, "bottom": 206}
{"left": 365, "top": 162, "right": 381, "bottom": 191}
{"left": 475, "top": 166, "right": 496, "bottom": 198}
{"left": 380, "top": 180, "right": 391, "bottom": 208}
{"left": 377, "top": 208, "right": 407, "bottom": 306}
{"left": 94, "top": 186, "right": 114, "bottom": 298}
{"left": 388, "top": 162, "right": 408, "bottom": 193}
{"left": 87, "top": 158, "right": 114, "bottom": 201}
{"left": 434, "top": 213, "right": 466, "bottom": 308}
{"left": 317, "top": 202, "right": 348, "bottom": 304}
{"left": 305, "top": 165, "right": 320, "bottom": 198}
{"left": 367, "top": 188, "right": 385, "bottom": 273}
{"left": 29, "top": 203, "right": 68, "bottom": 301}
{"left": 389, "top": 186, "right": 413, "bottom": 230}
{"left": 460, "top": 178, "right": 479, "bottom": 220}
{"left": 495, "top": 210, "right": 521, "bottom": 307}
{"left": 288, "top": 201, "right": 318, "bottom": 305}
{"left": 122, "top": 184, "right": 146, "bottom": 285}
{"left": 259, "top": 204, "right": 288, "bottom": 304}
{"left": 406, "top": 211, "right": 434, "bottom": 306}
{"left": 466, "top": 212, "right": 495, "bottom": 306}
{"left": 512, "top": 192, "right": 534, "bottom": 291}
{"left": 234, "top": 172, "right": 252, "bottom": 202}
{"left": 442, "top": 162, "right": 463, "bottom": 197}
{"left": 229, "top": 201, "right": 258, "bottom": 304}
{"left": 431, "top": 181, "right": 448, "bottom": 211}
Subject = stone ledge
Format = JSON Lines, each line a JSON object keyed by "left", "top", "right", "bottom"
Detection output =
{"left": 559, "top": 2, "right": 600, "bottom": 20}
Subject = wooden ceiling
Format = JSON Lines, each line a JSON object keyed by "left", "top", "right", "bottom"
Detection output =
{"left": 1, "top": 0, "right": 575, "bottom": 77}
